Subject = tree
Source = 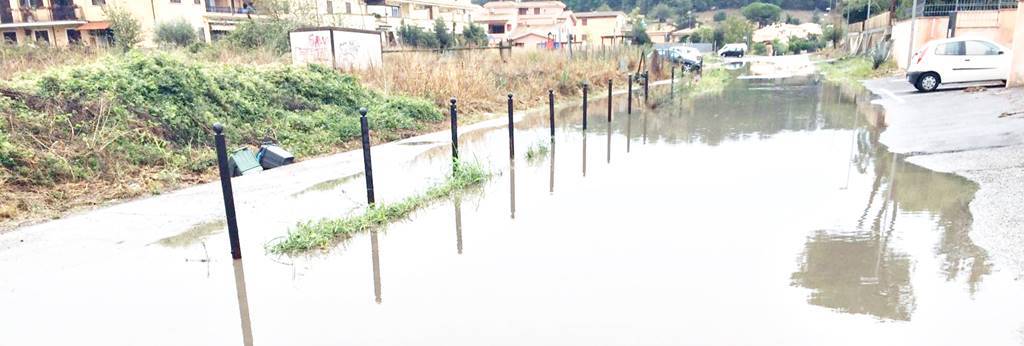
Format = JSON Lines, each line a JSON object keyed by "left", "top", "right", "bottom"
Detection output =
{"left": 399, "top": 24, "right": 438, "bottom": 48}
{"left": 784, "top": 13, "right": 801, "bottom": 24}
{"left": 713, "top": 11, "right": 727, "bottom": 21}
{"left": 155, "top": 20, "right": 198, "bottom": 47}
{"left": 630, "top": 20, "right": 651, "bottom": 45}
{"left": 648, "top": 3, "right": 674, "bottom": 22}
{"left": 721, "top": 16, "right": 754, "bottom": 44}
{"left": 843, "top": 0, "right": 889, "bottom": 23}
{"left": 106, "top": 6, "right": 141, "bottom": 52}
{"left": 811, "top": 10, "right": 821, "bottom": 23}
{"left": 691, "top": 26, "right": 714, "bottom": 43}
{"left": 741, "top": 2, "right": 782, "bottom": 26}
{"left": 822, "top": 23, "right": 844, "bottom": 48}
{"left": 433, "top": 19, "right": 453, "bottom": 49}
{"left": 462, "top": 23, "right": 488, "bottom": 47}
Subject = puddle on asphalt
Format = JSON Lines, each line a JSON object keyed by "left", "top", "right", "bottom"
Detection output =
{"left": 6, "top": 74, "right": 1022, "bottom": 346}
{"left": 156, "top": 220, "right": 226, "bottom": 248}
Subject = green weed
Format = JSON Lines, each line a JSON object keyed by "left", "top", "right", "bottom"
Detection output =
{"left": 270, "top": 160, "right": 491, "bottom": 254}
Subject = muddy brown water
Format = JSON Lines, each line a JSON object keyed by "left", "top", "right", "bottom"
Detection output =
{"left": 3, "top": 76, "right": 1024, "bottom": 345}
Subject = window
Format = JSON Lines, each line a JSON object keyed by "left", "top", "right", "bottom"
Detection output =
{"left": 20, "top": 0, "right": 43, "bottom": 8}
{"left": 488, "top": 23, "right": 504, "bottom": 34}
{"left": 33, "top": 30, "right": 49, "bottom": 45}
{"left": 345, "top": 2, "right": 351, "bottom": 14}
{"left": 935, "top": 41, "right": 964, "bottom": 55}
{"left": 533, "top": 8, "right": 539, "bottom": 14}
{"left": 92, "top": 0, "right": 107, "bottom": 5}
{"left": 2, "top": 32, "right": 16, "bottom": 45}
{"left": 965, "top": 40, "right": 1000, "bottom": 55}
{"left": 66, "top": 29, "right": 81, "bottom": 44}
{"left": 326, "top": 0, "right": 334, "bottom": 14}
{"left": 581, "top": 18, "right": 587, "bottom": 26}
{"left": 391, "top": 6, "right": 399, "bottom": 17}
{"left": 518, "top": 8, "right": 527, "bottom": 15}
{"left": 171, "top": 0, "right": 182, "bottom": 3}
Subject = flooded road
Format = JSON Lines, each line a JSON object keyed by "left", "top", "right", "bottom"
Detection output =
{"left": 4, "top": 77, "right": 1024, "bottom": 345}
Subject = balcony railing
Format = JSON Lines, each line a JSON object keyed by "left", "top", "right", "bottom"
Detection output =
{"left": 207, "top": 5, "right": 252, "bottom": 14}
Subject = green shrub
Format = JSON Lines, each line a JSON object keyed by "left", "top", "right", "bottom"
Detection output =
{"left": 106, "top": 6, "right": 141, "bottom": 52}
{"left": 461, "top": 23, "right": 488, "bottom": 47}
{"left": 226, "top": 19, "right": 296, "bottom": 54}
{"left": 713, "top": 11, "right": 727, "bottom": 22}
{"left": 752, "top": 42, "right": 767, "bottom": 55}
{"left": 399, "top": 24, "right": 439, "bottom": 48}
{"left": 155, "top": 20, "right": 198, "bottom": 47}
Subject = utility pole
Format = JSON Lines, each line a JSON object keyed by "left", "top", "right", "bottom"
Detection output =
{"left": 906, "top": 0, "right": 918, "bottom": 68}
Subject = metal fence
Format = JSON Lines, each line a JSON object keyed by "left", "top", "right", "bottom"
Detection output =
{"left": 918, "top": 0, "right": 1018, "bottom": 17}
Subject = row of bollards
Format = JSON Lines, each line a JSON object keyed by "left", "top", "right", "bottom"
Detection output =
{"left": 211, "top": 69, "right": 667, "bottom": 260}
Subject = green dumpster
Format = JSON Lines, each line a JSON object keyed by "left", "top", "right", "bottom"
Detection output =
{"left": 230, "top": 148, "right": 264, "bottom": 176}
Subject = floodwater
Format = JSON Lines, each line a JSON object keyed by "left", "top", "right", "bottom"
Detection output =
{"left": 4, "top": 75, "right": 1024, "bottom": 346}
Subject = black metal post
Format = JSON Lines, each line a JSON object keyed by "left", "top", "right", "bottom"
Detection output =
{"left": 449, "top": 97, "right": 459, "bottom": 164}
{"left": 548, "top": 89, "right": 555, "bottom": 137}
{"left": 359, "top": 108, "right": 375, "bottom": 205}
{"left": 582, "top": 83, "right": 588, "bottom": 130}
{"left": 606, "top": 79, "right": 613, "bottom": 122}
{"left": 643, "top": 70, "right": 649, "bottom": 105}
{"left": 670, "top": 66, "right": 676, "bottom": 99}
{"left": 214, "top": 123, "right": 242, "bottom": 260}
{"left": 627, "top": 74, "right": 633, "bottom": 114}
{"left": 507, "top": 93, "right": 515, "bottom": 159}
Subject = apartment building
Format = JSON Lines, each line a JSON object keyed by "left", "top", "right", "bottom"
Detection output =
{"left": 0, "top": 0, "right": 477, "bottom": 48}
{"left": 474, "top": 0, "right": 575, "bottom": 48}
{"left": 312, "top": 0, "right": 477, "bottom": 46}
{"left": 0, "top": 0, "right": 254, "bottom": 47}
{"left": 574, "top": 10, "right": 626, "bottom": 47}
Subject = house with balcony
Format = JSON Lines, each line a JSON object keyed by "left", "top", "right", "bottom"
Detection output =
{"left": 0, "top": 0, "right": 112, "bottom": 47}
{"left": 312, "top": 0, "right": 477, "bottom": 47}
{"left": 474, "top": 0, "right": 575, "bottom": 48}
{"left": 574, "top": 10, "right": 626, "bottom": 47}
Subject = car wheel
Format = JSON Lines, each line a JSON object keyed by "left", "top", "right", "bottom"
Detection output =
{"left": 915, "top": 72, "right": 940, "bottom": 92}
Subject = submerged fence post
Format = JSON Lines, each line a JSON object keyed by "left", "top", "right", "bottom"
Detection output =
{"left": 627, "top": 74, "right": 633, "bottom": 114}
{"left": 548, "top": 89, "right": 555, "bottom": 137}
{"left": 606, "top": 79, "right": 613, "bottom": 122}
{"left": 359, "top": 108, "right": 375, "bottom": 205}
{"left": 213, "top": 123, "right": 242, "bottom": 260}
{"left": 582, "top": 83, "right": 588, "bottom": 130}
{"left": 449, "top": 97, "right": 459, "bottom": 165}
{"left": 507, "top": 93, "right": 515, "bottom": 159}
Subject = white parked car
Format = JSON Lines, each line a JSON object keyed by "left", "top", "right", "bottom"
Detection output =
{"left": 907, "top": 37, "right": 1011, "bottom": 92}
{"left": 670, "top": 46, "right": 702, "bottom": 63}
{"left": 718, "top": 43, "right": 747, "bottom": 57}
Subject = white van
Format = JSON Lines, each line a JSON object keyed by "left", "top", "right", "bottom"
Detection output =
{"left": 907, "top": 37, "right": 1011, "bottom": 92}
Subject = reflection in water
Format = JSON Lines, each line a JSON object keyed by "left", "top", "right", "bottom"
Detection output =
{"left": 791, "top": 84, "right": 992, "bottom": 320}
{"left": 549, "top": 139, "right": 555, "bottom": 194}
{"left": 582, "top": 133, "right": 587, "bottom": 177}
{"left": 370, "top": 230, "right": 382, "bottom": 304}
{"left": 232, "top": 259, "right": 254, "bottom": 346}
{"left": 454, "top": 195, "right": 463, "bottom": 255}
{"left": 606, "top": 122, "right": 611, "bottom": 163}
{"left": 626, "top": 111, "right": 632, "bottom": 153}
{"left": 509, "top": 158, "right": 516, "bottom": 219}
{"left": 642, "top": 110, "right": 648, "bottom": 144}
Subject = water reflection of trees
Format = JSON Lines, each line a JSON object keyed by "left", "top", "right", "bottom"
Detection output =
{"left": 792, "top": 115, "right": 991, "bottom": 321}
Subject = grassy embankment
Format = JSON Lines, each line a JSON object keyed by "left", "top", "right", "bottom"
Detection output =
{"left": 0, "top": 46, "right": 643, "bottom": 229}
{"left": 270, "top": 160, "right": 490, "bottom": 253}
{"left": 817, "top": 55, "right": 899, "bottom": 90}
{"left": 0, "top": 52, "right": 442, "bottom": 227}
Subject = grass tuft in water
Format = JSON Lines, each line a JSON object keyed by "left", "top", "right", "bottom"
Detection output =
{"left": 524, "top": 141, "right": 550, "bottom": 162}
{"left": 270, "top": 160, "right": 490, "bottom": 254}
